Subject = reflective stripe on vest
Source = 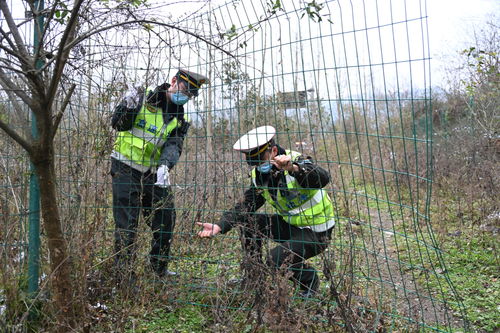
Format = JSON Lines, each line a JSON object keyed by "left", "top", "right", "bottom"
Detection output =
{"left": 110, "top": 150, "right": 152, "bottom": 173}
{"left": 129, "top": 126, "right": 166, "bottom": 147}
{"left": 287, "top": 187, "right": 325, "bottom": 215}
{"left": 310, "top": 218, "right": 336, "bottom": 232}
{"left": 251, "top": 150, "right": 335, "bottom": 230}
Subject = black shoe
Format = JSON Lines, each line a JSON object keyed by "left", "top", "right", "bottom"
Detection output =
{"left": 298, "top": 288, "right": 318, "bottom": 298}
{"left": 149, "top": 260, "right": 177, "bottom": 278}
{"left": 298, "top": 278, "right": 319, "bottom": 298}
{"left": 156, "top": 268, "right": 178, "bottom": 278}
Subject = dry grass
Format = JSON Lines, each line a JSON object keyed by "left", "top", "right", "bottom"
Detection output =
{"left": 0, "top": 97, "right": 473, "bottom": 331}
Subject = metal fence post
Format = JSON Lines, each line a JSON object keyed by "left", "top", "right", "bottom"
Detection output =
{"left": 27, "top": 0, "right": 44, "bottom": 308}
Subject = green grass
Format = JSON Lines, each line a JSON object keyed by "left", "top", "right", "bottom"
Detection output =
{"left": 126, "top": 306, "right": 209, "bottom": 333}
{"left": 394, "top": 211, "right": 499, "bottom": 332}
{"left": 436, "top": 233, "right": 499, "bottom": 332}
{"left": 349, "top": 181, "right": 499, "bottom": 332}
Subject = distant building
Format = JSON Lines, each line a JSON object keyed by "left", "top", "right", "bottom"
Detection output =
{"left": 276, "top": 89, "right": 314, "bottom": 110}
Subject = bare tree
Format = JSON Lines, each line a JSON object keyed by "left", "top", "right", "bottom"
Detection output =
{"left": 0, "top": 0, "right": 331, "bottom": 328}
{"left": 0, "top": 0, "right": 234, "bottom": 328}
{"left": 0, "top": 0, "right": 87, "bottom": 327}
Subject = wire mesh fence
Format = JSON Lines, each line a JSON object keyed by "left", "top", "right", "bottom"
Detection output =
{"left": 0, "top": 0, "right": 469, "bottom": 331}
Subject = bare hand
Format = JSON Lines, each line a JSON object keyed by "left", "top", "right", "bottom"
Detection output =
{"left": 271, "top": 155, "right": 298, "bottom": 172}
{"left": 196, "top": 222, "right": 222, "bottom": 238}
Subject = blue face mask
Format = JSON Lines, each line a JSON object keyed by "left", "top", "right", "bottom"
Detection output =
{"left": 256, "top": 161, "right": 272, "bottom": 174}
{"left": 171, "top": 92, "right": 190, "bottom": 105}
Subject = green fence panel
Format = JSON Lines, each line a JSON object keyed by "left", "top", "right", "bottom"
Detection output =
{"left": 0, "top": 0, "right": 469, "bottom": 331}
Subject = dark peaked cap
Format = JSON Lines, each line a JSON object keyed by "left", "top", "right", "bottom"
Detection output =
{"left": 176, "top": 69, "right": 208, "bottom": 97}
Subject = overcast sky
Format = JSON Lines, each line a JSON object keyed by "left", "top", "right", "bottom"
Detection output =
{"left": 6, "top": 0, "right": 498, "bottom": 90}
{"left": 426, "top": 0, "right": 499, "bottom": 85}
{"left": 428, "top": 0, "right": 498, "bottom": 49}
{"left": 168, "top": 0, "right": 499, "bottom": 88}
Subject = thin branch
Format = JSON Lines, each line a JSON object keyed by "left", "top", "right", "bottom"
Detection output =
{"left": 46, "top": 0, "right": 85, "bottom": 112}
{"left": 0, "top": 11, "right": 34, "bottom": 41}
{"left": 0, "top": 79, "right": 31, "bottom": 138}
{"left": 0, "top": 68, "right": 36, "bottom": 110}
{"left": 0, "top": 26, "right": 20, "bottom": 53}
{"left": 29, "top": 0, "right": 61, "bottom": 66}
{"left": 36, "top": 17, "right": 234, "bottom": 105}
{"left": 220, "top": 11, "right": 277, "bottom": 50}
{"left": 0, "top": 118, "right": 34, "bottom": 155}
{"left": 125, "top": 8, "right": 174, "bottom": 69}
{"left": 51, "top": 83, "right": 76, "bottom": 139}
{"left": 0, "top": 27, "right": 32, "bottom": 70}
{"left": 28, "top": 12, "right": 237, "bottom": 92}
{"left": 0, "top": 10, "right": 45, "bottom": 98}
{"left": 0, "top": 62, "right": 30, "bottom": 76}
{"left": 64, "top": 19, "right": 235, "bottom": 59}
{"left": 0, "top": 0, "right": 31, "bottom": 62}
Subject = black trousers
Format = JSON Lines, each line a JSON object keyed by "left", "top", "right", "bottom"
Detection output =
{"left": 241, "top": 213, "right": 333, "bottom": 291}
{"left": 111, "top": 159, "right": 175, "bottom": 273}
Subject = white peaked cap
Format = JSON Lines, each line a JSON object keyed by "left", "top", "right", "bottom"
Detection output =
{"left": 233, "top": 126, "right": 276, "bottom": 153}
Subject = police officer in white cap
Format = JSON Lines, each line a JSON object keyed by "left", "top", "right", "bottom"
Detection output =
{"left": 197, "top": 126, "right": 336, "bottom": 298}
{"left": 111, "top": 68, "right": 208, "bottom": 281}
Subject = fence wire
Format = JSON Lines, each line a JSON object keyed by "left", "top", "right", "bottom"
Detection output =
{"left": 0, "top": 0, "right": 469, "bottom": 331}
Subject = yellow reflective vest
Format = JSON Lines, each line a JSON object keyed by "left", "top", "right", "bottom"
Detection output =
{"left": 112, "top": 89, "right": 183, "bottom": 172}
{"left": 251, "top": 150, "right": 335, "bottom": 232}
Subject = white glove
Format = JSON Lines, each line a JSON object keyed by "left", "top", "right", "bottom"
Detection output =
{"left": 154, "top": 165, "right": 170, "bottom": 187}
{"left": 123, "top": 86, "right": 142, "bottom": 109}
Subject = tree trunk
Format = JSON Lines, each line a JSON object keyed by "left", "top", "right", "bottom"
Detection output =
{"left": 34, "top": 148, "right": 77, "bottom": 329}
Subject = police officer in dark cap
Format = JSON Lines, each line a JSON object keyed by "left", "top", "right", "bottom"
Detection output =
{"left": 111, "top": 69, "right": 208, "bottom": 281}
{"left": 197, "top": 126, "right": 336, "bottom": 298}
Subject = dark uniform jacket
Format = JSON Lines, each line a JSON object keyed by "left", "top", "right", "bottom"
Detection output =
{"left": 216, "top": 145, "right": 331, "bottom": 233}
{"left": 111, "top": 83, "right": 190, "bottom": 170}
